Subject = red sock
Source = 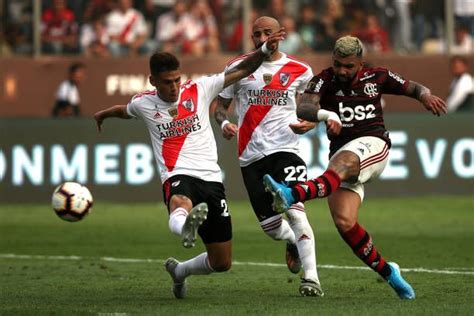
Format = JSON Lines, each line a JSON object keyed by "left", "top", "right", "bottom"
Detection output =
{"left": 292, "top": 169, "right": 341, "bottom": 202}
{"left": 341, "top": 223, "right": 391, "bottom": 278}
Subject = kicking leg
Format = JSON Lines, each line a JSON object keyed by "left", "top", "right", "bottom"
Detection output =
{"left": 168, "top": 195, "right": 208, "bottom": 248}
{"left": 328, "top": 188, "right": 415, "bottom": 299}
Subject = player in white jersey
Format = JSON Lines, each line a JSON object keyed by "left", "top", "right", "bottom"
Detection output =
{"left": 93, "top": 28, "right": 285, "bottom": 299}
{"left": 215, "top": 16, "right": 341, "bottom": 297}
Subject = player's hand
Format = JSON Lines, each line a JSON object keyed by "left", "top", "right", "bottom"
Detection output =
{"left": 289, "top": 119, "right": 316, "bottom": 134}
{"left": 222, "top": 122, "right": 238, "bottom": 140}
{"left": 265, "top": 27, "right": 286, "bottom": 52}
{"left": 421, "top": 94, "right": 447, "bottom": 116}
{"left": 326, "top": 119, "right": 342, "bottom": 136}
{"left": 94, "top": 112, "right": 104, "bottom": 133}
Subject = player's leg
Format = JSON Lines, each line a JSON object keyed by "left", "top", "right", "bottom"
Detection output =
{"left": 328, "top": 137, "right": 414, "bottom": 299}
{"left": 241, "top": 160, "right": 299, "bottom": 273}
{"left": 328, "top": 188, "right": 414, "bottom": 299}
{"left": 270, "top": 153, "right": 322, "bottom": 296}
{"left": 165, "top": 241, "right": 232, "bottom": 299}
{"left": 163, "top": 176, "right": 208, "bottom": 248}
{"left": 165, "top": 180, "right": 233, "bottom": 299}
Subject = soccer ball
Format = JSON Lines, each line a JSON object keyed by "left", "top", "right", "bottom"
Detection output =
{"left": 52, "top": 182, "right": 93, "bottom": 222}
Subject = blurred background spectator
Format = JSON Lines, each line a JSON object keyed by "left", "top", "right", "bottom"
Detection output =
{"left": 52, "top": 62, "right": 86, "bottom": 117}
{"left": 352, "top": 13, "right": 390, "bottom": 53}
{"left": 446, "top": 56, "right": 474, "bottom": 112}
{"left": 452, "top": 24, "right": 474, "bottom": 55}
{"left": 106, "top": 0, "right": 150, "bottom": 57}
{"left": 80, "top": 14, "right": 110, "bottom": 57}
{"left": 1, "top": 0, "right": 474, "bottom": 56}
{"left": 412, "top": 0, "right": 444, "bottom": 51}
{"left": 155, "top": 0, "right": 196, "bottom": 54}
{"left": 454, "top": 0, "right": 474, "bottom": 37}
{"left": 318, "top": 0, "right": 347, "bottom": 51}
{"left": 279, "top": 15, "right": 304, "bottom": 55}
{"left": 297, "top": 5, "right": 323, "bottom": 51}
{"left": 392, "top": 0, "right": 414, "bottom": 53}
{"left": 41, "top": 0, "right": 79, "bottom": 54}
{"left": 188, "top": 0, "right": 221, "bottom": 55}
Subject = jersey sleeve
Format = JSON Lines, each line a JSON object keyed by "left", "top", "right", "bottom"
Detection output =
{"left": 304, "top": 69, "right": 331, "bottom": 95}
{"left": 196, "top": 72, "right": 226, "bottom": 103}
{"left": 381, "top": 68, "right": 409, "bottom": 95}
{"left": 296, "top": 67, "right": 314, "bottom": 94}
{"left": 126, "top": 95, "right": 141, "bottom": 118}
{"left": 218, "top": 60, "right": 241, "bottom": 99}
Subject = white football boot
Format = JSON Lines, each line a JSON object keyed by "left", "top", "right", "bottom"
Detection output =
{"left": 165, "top": 257, "right": 187, "bottom": 299}
{"left": 182, "top": 203, "right": 208, "bottom": 248}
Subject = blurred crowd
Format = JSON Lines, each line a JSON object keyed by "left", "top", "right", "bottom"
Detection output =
{"left": 1, "top": 0, "right": 474, "bottom": 57}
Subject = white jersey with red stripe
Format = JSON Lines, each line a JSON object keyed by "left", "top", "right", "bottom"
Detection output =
{"left": 219, "top": 53, "right": 313, "bottom": 167}
{"left": 127, "top": 73, "right": 225, "bottom": 183}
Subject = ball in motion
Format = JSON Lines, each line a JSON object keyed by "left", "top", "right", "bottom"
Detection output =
{"left": 52, "top": 182, "right": 93, "bottom": 222}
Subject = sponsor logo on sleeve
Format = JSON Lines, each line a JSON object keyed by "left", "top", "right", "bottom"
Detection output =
{"left": 388, "top": 71, "right": 406, "bottom": 84}
{"left": 306, "top": 78, "right": 324, "bottom": 93}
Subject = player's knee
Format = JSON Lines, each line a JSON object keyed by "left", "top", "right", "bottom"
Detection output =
{"left": 333, "top": 213, "right": 356, "bottom": 233}
{"left": 329, "top": 153, "right": 360, "bottom": 181}
{"left": 286, "top": 206, "right": 309, "bottom": 225}
{"left": 169, "top": 194, "right": 192, "bottom": 211}
{"left": 209, "top": 258, "right": 232, "bottom": 272}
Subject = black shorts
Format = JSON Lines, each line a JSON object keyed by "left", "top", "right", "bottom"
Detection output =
{"left": 162, "top": 175, "right": 232, "bottom": 244}
{"left": 241, "top": 152, "right": 307, "bottom": 221}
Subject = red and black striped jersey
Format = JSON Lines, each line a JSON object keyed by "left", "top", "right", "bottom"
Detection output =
{"left": 306, "top": 66, "right": 409, "bottom": 156}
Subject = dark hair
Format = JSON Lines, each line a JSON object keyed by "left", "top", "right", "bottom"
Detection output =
{"left": 451, "top": 55, "right": 468, "bottom": 65}
{"left": 149, "top": 52, "right": 180, "bottom": 76}
{"left": 69, "top": 62, "right": 85, "bottom": 74}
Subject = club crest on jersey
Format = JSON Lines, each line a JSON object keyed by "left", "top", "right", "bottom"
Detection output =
{"left": 168, "top": 107, "right": 178, "bottom": 118}
{"left": 363, "top": 83, "right": 378, "bottom": 98}
{"left": 279, "top": 73, "right": 290, "bottom": 86}
{"left": 182, "top": 98, "right": 195, "bottom": 112}
{"left": 263, "top": 73, "right": 273, "bottom": 85}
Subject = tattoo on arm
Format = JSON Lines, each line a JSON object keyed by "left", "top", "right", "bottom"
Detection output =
{"left": 215, "top": 96, "right": 233, "bottom": 125}
{"left": 405, "top": 81, "right": 430, "bottom": 101}
{"left": 224, "top": 50, "right": 266, "bottom": 87}
{"left": 297, "top": 93, "right": 321, "bottom": 122}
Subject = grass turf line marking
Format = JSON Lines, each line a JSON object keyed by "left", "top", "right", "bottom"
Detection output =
{"left": 1, "top": 253, "right": 473, "bottom": 276}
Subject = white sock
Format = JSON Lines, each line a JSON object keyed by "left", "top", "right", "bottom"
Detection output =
{"left": 260, "top": 214, "right": 296, "bottom": 244}
{"left": 175, "top": 252, "right": 214, "bottom": 282}
{"left": 168, "top": 207, "right": 188, "bottom": 236}
{"left": 287, "top": 203, "right": 320, "bottom": 283}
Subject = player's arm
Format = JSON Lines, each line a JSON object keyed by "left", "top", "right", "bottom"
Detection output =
{"left": 215, "top": 96, "right": 238, "bottom": 140}
{"left": 404, "top": 81, "right": 447, "bottom": 116}
{"left": 289, "top": 93, "right": 317, "bottom": 134}
{"left": 223, "top": 28, "right": 286, "bottom": 88}
{"left": 296, "top": 92, "right": 342, "bottom": 136}
{"left": 94, "top": 104, "right": 132, "bottom": 132}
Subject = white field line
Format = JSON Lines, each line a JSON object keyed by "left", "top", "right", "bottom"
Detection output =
{"left": 1, "top": 253, "right": 474, "bottom": 276}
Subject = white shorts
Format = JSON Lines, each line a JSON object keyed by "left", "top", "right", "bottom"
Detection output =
{"left": 330, "top": 136, "right": 389, "bottom": 201}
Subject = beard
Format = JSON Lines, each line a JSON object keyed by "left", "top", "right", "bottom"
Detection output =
{"left": 336, "top": 73, "right": 356, "bottom": 84}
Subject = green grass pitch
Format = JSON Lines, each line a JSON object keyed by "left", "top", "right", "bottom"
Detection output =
{"left": 1, "top": 196, "right": 473, "bottom": 314}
